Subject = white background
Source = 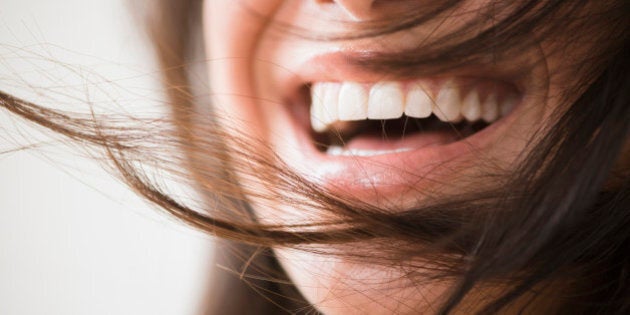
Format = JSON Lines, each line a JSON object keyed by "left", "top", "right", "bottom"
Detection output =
{"left": 0, "top": 1, "right": 216, "bottom": 314}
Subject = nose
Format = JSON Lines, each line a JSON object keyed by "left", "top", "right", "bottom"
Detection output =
{"left": 318, "top": 0, "right": 377, "bottom": 21}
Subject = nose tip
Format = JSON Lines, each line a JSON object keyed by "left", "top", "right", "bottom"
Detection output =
{"left": 317, "top": 0, "right": 377, "bottom": 21}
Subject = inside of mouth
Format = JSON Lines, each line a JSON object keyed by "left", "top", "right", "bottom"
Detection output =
{"left": 290, "top": 82, "right": 503, "bottom": 155}
{"left": 312, "top": 115, "right": 490, "bottom": 154}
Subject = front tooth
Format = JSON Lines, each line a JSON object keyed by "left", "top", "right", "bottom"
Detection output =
{"left": 310, "top": 84, "right": 327, "bottom": 132}
{"left": 322, "top": 83, "right": 340, "bottom": 125}
{"left": 404, "top": 84, "right": 432, "bottom": 118}
{"left": 460, "top": 89, "right": 482, "bottom": 121}
{"left": 338, "top": 82, "right": 368, "bottom": 120}
{"left": 434, "top": 81, "right": 462, "bottom": 122}
{"left": 481, "top": 92, "right": 499, "bottom": 122}
{"left": 367, "top": 82, "right": 404, "bottom": 119}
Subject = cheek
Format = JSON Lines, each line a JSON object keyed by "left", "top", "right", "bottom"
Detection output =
{"left": 203, "top": 0, "right": 284, "bottom": 137}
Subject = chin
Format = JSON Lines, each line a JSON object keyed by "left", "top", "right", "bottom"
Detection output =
{"left": 274, "top": 247, "right": 452, "bottom": 315}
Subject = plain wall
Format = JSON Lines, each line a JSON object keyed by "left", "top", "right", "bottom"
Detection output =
{"left": 0, "top": 1, "right": 216, "bottom": 314}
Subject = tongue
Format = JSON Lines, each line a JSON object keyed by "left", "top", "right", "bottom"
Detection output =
{"left": 342, "top": 129, "right": 460, "bottom": 151}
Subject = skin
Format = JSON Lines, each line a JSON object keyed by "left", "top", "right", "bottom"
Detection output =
{"left": 202, "top": 0, "right": 603, "bottom": 313}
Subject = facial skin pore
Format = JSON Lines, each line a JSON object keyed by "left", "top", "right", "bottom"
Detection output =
{"left": 203, "top": 1, "right": 599, "bottom": 313}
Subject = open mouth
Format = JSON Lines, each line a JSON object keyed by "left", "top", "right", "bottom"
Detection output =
{"left": 272, "top": 64, "right": 529, "bottom": 196}
{"left": 305, "top": 79, "right": 521, "bottom": 157}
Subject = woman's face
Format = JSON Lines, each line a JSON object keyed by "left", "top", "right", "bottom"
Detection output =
{"left": 203, "top": 0, "right": 589, "bottom": 313}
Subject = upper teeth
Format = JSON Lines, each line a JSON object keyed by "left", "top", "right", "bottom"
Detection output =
{"left": 310, "top": 80, "right": 519, "bottom": 133}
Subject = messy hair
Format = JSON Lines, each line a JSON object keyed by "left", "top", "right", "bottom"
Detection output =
{"left": 1, "top": 0, "right": 629, "bottom": 313}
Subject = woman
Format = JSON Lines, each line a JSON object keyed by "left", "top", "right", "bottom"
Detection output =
{"left": 2, "top": 0, "right": 629, "bottom": 314}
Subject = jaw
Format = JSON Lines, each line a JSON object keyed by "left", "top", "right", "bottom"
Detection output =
{"left": 274, "top": 247, "right": 452, "bottom": 315}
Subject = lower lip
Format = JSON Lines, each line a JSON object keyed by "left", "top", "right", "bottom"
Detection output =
{"left": 278, "top": 100, "right": 519, "bottom": 202}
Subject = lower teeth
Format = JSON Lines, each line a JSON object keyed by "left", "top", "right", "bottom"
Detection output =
{"left": 326, "top": 146, "right": 413, "bottom": 157}
{"left": 318, "top": 116, "right": 490, "bottom": 156}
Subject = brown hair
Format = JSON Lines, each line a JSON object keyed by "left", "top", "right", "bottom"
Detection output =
{"left": 1, "top": 0, "right": 629, "bottom": 313}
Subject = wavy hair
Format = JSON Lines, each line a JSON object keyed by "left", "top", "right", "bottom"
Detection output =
{"left": 1, "top": 0, "right": 629, "bottom": 313}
